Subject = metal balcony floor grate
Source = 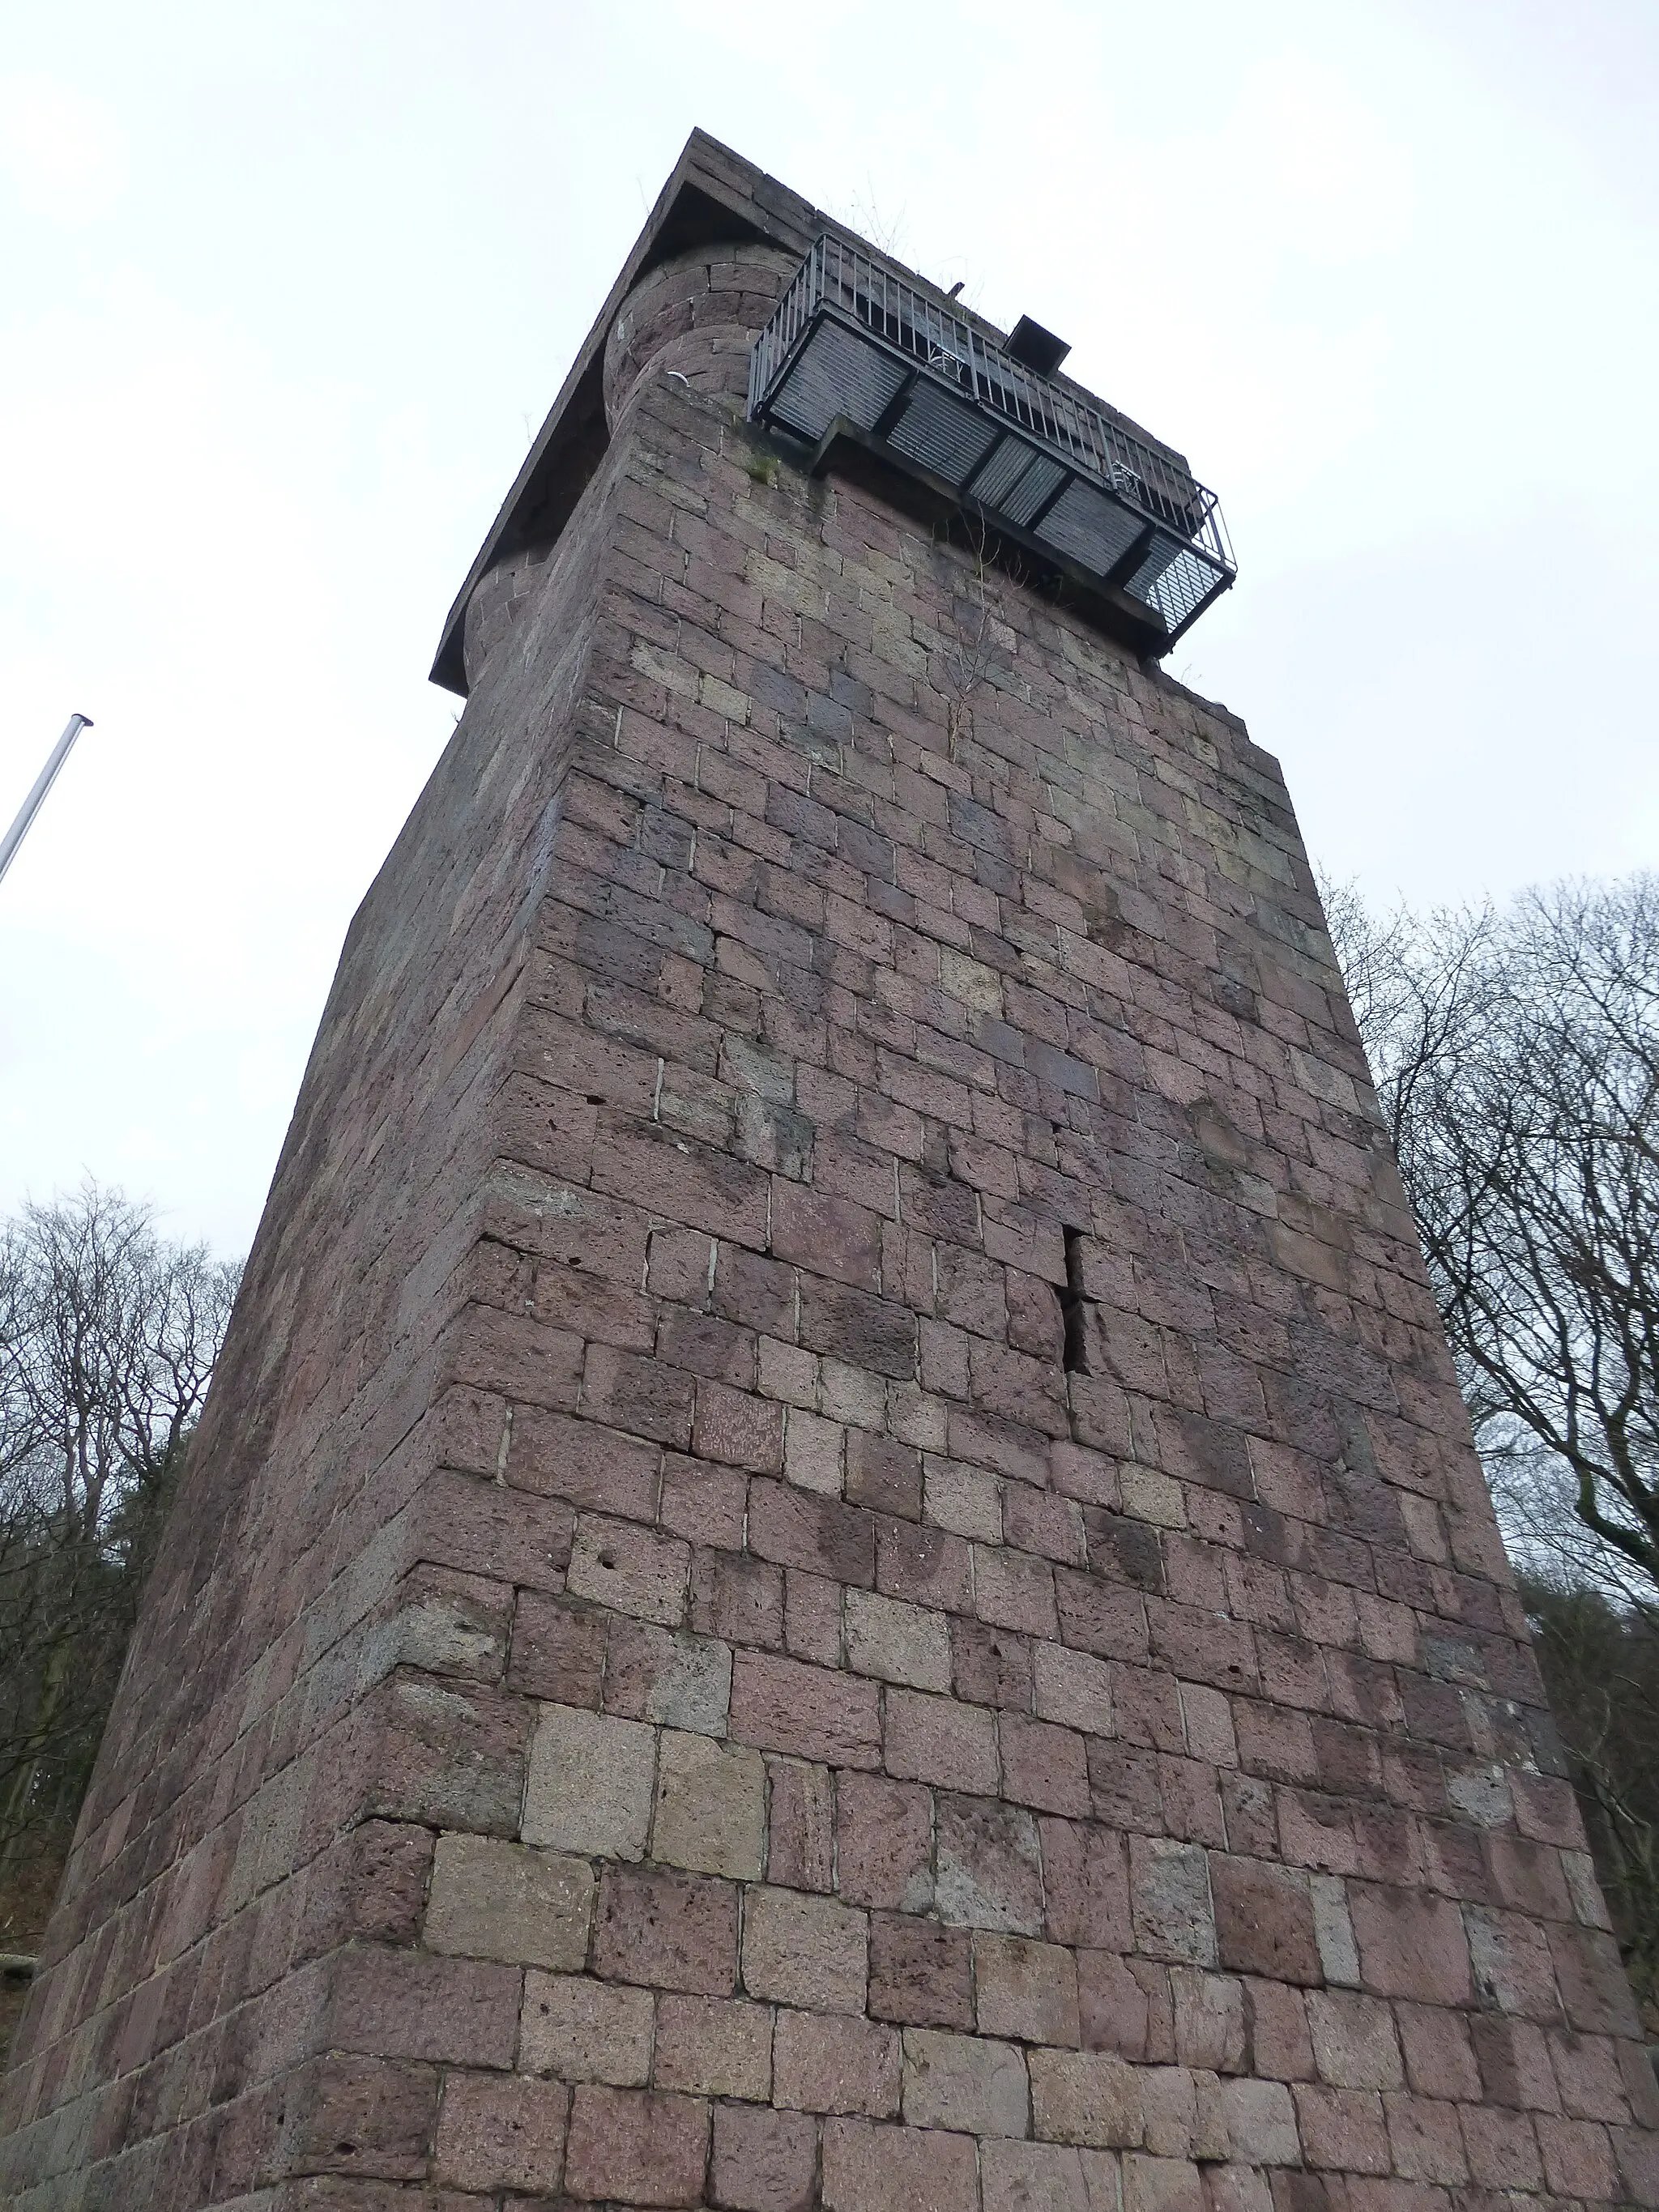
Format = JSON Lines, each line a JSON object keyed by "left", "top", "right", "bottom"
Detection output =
{"left": 747, "top": 237, "right": 1235, "bottom": 652}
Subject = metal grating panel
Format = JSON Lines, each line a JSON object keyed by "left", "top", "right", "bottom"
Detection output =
{"left": 1120, "top": 532, "right": 1183, "bottom": 606}
{"left": 887, "top": 381, "right": 1000, "bottom": 488}
{"left": 968, "top": 439, "right": 1065, "bottom": 526}
{"left": 770, "top": 321, "right": 909, "bottom": 442}
{"left": 1127, "top": 542, "right": 1216, "bottom": 634}
{"left": 1034, "top": 479, "right": 1147, "bottom": 574}
{"left": 967, "top": 436, "right": 1033, "bottom": 509}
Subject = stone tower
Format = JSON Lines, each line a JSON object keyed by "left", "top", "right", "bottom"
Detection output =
{"left": 5, "top": 130, "right": 1657, "bottom": 2212}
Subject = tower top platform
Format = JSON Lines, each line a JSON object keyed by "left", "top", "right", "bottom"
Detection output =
{"left": 432, "top": 128, "right": 1232, "bottom": 693}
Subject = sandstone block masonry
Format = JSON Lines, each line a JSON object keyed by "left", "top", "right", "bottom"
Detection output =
{"left": 4, "top": 130, "right": 1657, "bottom": 2212}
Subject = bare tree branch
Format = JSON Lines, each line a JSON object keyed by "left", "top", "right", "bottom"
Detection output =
{"left": 1325, "top": 872, "right": 1659, "bottom": 1613}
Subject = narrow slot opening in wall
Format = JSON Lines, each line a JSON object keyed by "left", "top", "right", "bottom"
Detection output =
{"left": 1060, "top": 1225, "right": 1089, "bottom": 1375}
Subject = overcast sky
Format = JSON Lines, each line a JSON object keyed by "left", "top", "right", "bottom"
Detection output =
{"left": 2, "top": 2, "right": 1656, "bottom": 1259}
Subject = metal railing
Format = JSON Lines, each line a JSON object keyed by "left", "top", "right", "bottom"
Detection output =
{"left": 748, "top": 235, "right": 1235, "bottom": 582}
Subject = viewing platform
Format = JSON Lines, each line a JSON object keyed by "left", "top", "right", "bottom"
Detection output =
{"left": 748, "top": 233, "right": 1235, "bottom": 652}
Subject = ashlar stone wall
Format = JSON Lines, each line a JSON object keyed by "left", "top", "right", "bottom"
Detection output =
{"left": 5, "top": 217, "right": 1657, "bottom": 2212}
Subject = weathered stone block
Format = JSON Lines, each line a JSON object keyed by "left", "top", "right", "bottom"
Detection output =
{"left": 567, "top": 1513, "right": 691, "bottom": 1626}
{"left": 425, "top": 1831, "right": 593, "bottom": 1970}
{"left": 743, "top": 1886, "right": 868, "bottom": 2014}
{"left": 595, "top": 1863, "right": 739, "bottom": 1995}
{"left": 836, "top": 1770, "right": 933, "bottom": 1912}
{"left": 845, "top": 1588, "right": 952, "bottom": 1690}
{"left": 731, "top": 1648, "right": 881, "bottom": 1767}
{"left": 606, "top": 1618, "right": 733, "bottom": 1733}
{"left": 651, "top": 1729, "right": 766, "bottom": 1878}
{"left": 774, "top": 2006, "right": 902, "bottom": 2116}
{"left": 983, "top": 2137, "right": 1122, "bottom": 2212}
{"left": 1209, "top": 1857, "right": 1320, "bottom": 1986}
{"left": 870, "top": 1912, "right": 975, "bottom": 2029}
{"left": 434, "top": 2070, "right": 569, "bottom": 2194}
{"left": 902, "top": 2026, "right": 1030, "bottom": 2137}
{"left": 522, "top": 1701, "right": 656, "bottom": 1860}
{"left": 1030, "top": 2048, "right": 1146, "bottom": 2148}
{"left": 521, "top": 1969, "right": 654, "bottom": 2084}
{"left": 564, "top": 2083, "right": 710, "bottom": 2206}
{"left": 1346, "top": 1885, "right": 1471, "bottom": 2005}
{"left": 1219, "top": 2077, "right": 1301, "bottom": 2165}
{"left": 885, "top": 1686, "right": 999, "bottom": 1792}
{"left": 822, "top": 2116, "right": 981, "bottom": 2212}
{"left": 1305, "top": 1991, "right": 1403, "bottom": 2091}
{"left": 1169, "top": 1968, "right": 1244, "bottom": 2075}
{"left": 327, "top": 1945, "right": 520, "bottom": 2068}
{"left": 975, "top": 1933, "right": 1081, "bottom": 2046}
{"left": 1129, "top": 1837, "right": 1216, "bottom": 1966}
{"left": 711, "top": 2103, "right": 817, "bottom": 2212}
{"left": 936, "top": 1794, "right": 1043, "bottom": 1934}
{"left": 654, "top": 1992, "right": 774, "bottom": 2100}
{"left": 768, "top": 1754, "right": 837, "bottom": 1891}
{"left": 1123, "top": 2151, "right": 1205, "bottom": 2212}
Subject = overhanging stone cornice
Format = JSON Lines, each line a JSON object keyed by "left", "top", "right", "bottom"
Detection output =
{"left": 429, "top": 129, "right": 829, "bottom": 696}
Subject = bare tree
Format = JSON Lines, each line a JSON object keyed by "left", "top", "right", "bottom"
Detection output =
{"left": 1326, "top": 874, "right": 1659, "bottom": 1613}
{"left": 1325, "top": 872, "right": 1659, "bottom": 2018}
{"left": 0, "top": 1184, "right": 240, "bottom": 1870}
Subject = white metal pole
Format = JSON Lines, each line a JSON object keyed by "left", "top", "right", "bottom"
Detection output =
{"left": 0, "top": 714, "right": 93, "bottom": 889}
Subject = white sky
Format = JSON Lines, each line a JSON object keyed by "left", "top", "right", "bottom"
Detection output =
{"left": 2, "top": 1, "right": 1656, "bottom": 1259}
